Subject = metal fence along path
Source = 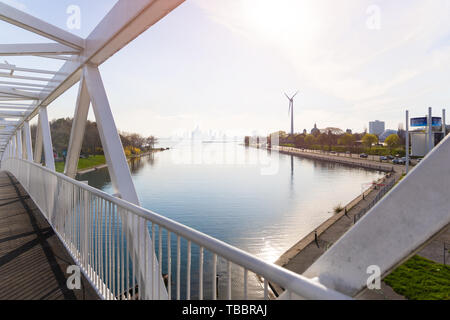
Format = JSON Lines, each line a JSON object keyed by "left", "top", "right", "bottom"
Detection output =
{"left": 2, "top": 158, "right": 350, "bottom": 300}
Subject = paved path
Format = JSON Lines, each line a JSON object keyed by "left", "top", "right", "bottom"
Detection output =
{"left": 275, "top": 146, "right": 407, "bottom": 173}
{"left": 267, "top": 146, "right": 405, "bottom": 298}
{"left": 271, "top": 145, "right": 449, "bottom": 299}
{"left": 0, "top": 171, "right": 99, "bottom": 300}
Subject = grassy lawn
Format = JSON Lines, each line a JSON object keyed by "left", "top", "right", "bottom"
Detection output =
{"left": 55, "top": 155, "right": 106, "bottom": 173}
{"left": 384, "top": 255, "right": 450, "bottom": 300}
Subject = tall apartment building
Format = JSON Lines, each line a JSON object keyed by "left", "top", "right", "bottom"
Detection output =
{"left": 369, "top": 120, "right": 385, "bottom": 136}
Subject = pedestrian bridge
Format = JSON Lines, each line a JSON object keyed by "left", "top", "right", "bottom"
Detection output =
{"left": 0, "top": 1, "right": 449, "bottom": 300}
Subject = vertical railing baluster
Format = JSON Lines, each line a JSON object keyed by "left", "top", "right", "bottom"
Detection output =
{"left": 151, "top": 223, "right": 155, "bottom": 300}
{"left": 199, "top": 246, "right": 203, "bottom": 300}
{"left": 96, "top": 197, "right": 100, "bottom": 291}
{"left": 212, "top": 254, "right": 217, "bottom": 300}
{"left": 158, "top": 226, "right": 162, "bottom": 300}
{"left": 176, "top": 235, "right": 180, "bottom": 300}
{"left": 167, "top": 231, "right": 171, "bottom": 300}
{"left": 144, "top": 221, "right": 149, "bottom": 300}
{"left": 187, "top": 240, "right": 191, "bottom": 300}
{"left": 137, "top": 217, "right": 142, "bottom": 300}
{"left": 120, "top": 209, "right": 125, "bottom": 300}
{"left": 132, "top": 214, "right": 136, "bottom": 300}
{"left": 110, "top": 203, "right": 117, "bottom": 299}
{"left": 101, "top": 198, "right": 105, "bottom": 297}
{"left": 227, "top": 261, "right": 231, "bottom": 300}
{"left": 126, "top": 213, "right": 130, "bottom": 300}
{"left": 243, "top": 268, "right": 248, "bottom": 300}
{"left": 89, "top": 192, "right": 92, "bottom": 280}
{"left": 264, "top": 278, "right": 268, "bottom": 300}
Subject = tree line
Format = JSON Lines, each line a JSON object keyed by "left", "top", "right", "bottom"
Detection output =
{"left": 245, "top": 128, "right": 406, "bottom": 156}
{"left": 31, "top": 117, "right": 158, "bottom": 157}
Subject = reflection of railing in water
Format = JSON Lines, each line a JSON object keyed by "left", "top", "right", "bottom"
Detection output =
{"left": 2, "top": 158, "right": 349, "bottom": 300}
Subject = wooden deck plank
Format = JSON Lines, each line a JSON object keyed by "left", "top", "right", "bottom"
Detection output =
{"left": 0, "top": 171, "right": 99, "bottom": 300}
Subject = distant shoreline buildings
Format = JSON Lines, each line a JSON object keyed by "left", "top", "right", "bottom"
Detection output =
{"left": 369, "top": 120, "right": 385, "bottom": 136}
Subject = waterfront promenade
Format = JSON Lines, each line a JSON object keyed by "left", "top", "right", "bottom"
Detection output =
{"left": 274, "top": 145, "right": 405, "bottom": 173}
{"left": 0, "top": 171, "right": 98, "bottom": 300}
{"left": 267, "top": 145, "right": 405, "bottom": 297}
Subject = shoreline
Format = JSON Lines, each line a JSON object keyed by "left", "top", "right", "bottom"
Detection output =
{"left": 274, "top": 145, "right": 397, "bottom": 173}
{"left": 263, "top": 145, "right": 403, "bottom": 297}
{"left": 76, "top": 149, "right": 165, "bottom": 175}
{"left": 274, "top": 173, "right": 390, "bottom": 267}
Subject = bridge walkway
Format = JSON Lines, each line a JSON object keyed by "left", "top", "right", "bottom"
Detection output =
{"left": 0, "top": 171, "right": 99, "bottom": 300}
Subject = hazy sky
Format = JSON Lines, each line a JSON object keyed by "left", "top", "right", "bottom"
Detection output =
{"left": 2, "top": 0, "right": 450, "bottom": 137}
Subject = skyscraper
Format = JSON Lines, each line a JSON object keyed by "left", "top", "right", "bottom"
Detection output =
{"left": 369, "top": 120, "right": 385, "bottom": 136}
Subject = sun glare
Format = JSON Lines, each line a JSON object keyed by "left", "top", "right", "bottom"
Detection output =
{"left": 241, "top": 0, "right": 320, "bottom": 44}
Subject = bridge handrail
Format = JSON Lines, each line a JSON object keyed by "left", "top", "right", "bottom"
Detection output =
{"left": 2, "top": 158, "right": 350, "bottom": 300}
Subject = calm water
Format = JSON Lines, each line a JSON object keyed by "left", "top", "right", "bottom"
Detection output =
{"left": 78, "top": 141, "right": 383, "bottom": 298}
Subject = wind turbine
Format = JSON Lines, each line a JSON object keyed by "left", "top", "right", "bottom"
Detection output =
{"left": 285, "top": 91, "right": 299, "bottom": 135}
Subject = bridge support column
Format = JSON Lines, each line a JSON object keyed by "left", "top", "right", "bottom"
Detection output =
{"left": 39, "top": 107, "right": 55, "bottom": 171}
{"left": 16, "top": 128, "right": 23, "bottom": 159}
{"left": 12, "top": 134, "right": 17, "bottom": 158}
{"left": 83, "top": 64, "right": 167, "bottom": 299}
{"left": 34, "top": 114, "right": 43, "bottom": 164}
{"left": 83, "top": 65, "right": 138, "bottom": 204}
{"left": 23, "top": 121, "right": 33, "bottom": 162}
{"left": 64, "top": 73, "right": 90, "bottom": 179}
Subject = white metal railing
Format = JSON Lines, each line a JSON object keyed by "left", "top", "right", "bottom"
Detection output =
{"left": 2, "top": 158, "right": 350, "bottom": 300}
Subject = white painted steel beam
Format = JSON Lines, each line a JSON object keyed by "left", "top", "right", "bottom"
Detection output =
{"left": 83, "top": 65, "right": 138, "bottom": 203}
{"left": 21, "top": 127, "right": 26, "bottom": 158}
{"left": 64, "top": 74, "right": 90, "bottom": 179}
{"left": 34, "top": 114, "right": 43, "bottom": 164}
{"left": 0, "top": 63, "right": 60, "bottom": 75}
{"left": 303, "top": 134, "right": 450, "bottom": 297}
{"left": 0, "top": 72, "right": 54, "bottom": 83}
{"left": 0, "top": 109, "right": 27, "bottom": 117}
{"left": 84, "top": 64, "right": 167, "bottom": 299}
{"left": 25, "top": 0, "right": 186, "bottom": 120}
{"left": 38, "top": 107, "right": 55, "bottom": 170}
{"left": 0, "top": 43, "right": 80, "bottom": 56}
{"left": 0, "top": 87, "right": 42, "bottom": 100}
{"left": 33, "top": 54, "right": 75, "bottom": 61}
{"left": 0, "top": 3, "right": 84, "bottom": 50}
{"left": 23, "top": 121, "right": 33, "bottom": 161}
{"left": 0, "top": 81, "right": 54, "bottom": 88}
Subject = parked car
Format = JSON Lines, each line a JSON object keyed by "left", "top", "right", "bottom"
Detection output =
{"left": 380, "top": 156, "right": 388, "bottom": 161}
{"left": 393, "top": 158, "right": 405, "bottom": 164}
{"left": 359, "top": 153, "right": 368, "bottom": 158}
{"left": 387, "top": 155, "right": 394, "bottom": 160}
{"left": 345, "top": 151, "right": 351, "bottom": 154}
{"left": 330, "top": 151, "right": 337, "bottom": 155}
{"left": 401, "top": 157, "right": 411, "bottom": 164}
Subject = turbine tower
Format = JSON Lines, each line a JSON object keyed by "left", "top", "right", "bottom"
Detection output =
{"left": 285, "top": 91, "right": 299, "bottom": 135}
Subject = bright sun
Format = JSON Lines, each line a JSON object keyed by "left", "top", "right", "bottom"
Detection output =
{"left": 241, "top": 0, "right": 320, "bottom": 44}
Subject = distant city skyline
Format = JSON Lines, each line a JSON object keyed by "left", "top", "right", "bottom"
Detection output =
{"left": 2, "top": 0, "right": 450, "bottom": 138}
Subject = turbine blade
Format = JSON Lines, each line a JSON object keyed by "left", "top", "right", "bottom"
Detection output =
{"left": 284, "top": 93, "right": 290, "bottom": 100}
{"left": 293, "top": 90, "right": 299, "bottom": 98}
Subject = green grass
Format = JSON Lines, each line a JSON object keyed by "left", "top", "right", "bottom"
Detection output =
{"left": 384, "top": 255, "right": 450, "bottom": 300}
{"left": 55, "top": 155, "right": 106, "bottom": 173}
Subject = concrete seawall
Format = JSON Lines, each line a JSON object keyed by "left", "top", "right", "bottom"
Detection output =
{"left": 275, "top": 146, "right": 396, "bottom": 172}
{"left": 262, "top": 145, "right": 404, "bottom": 297}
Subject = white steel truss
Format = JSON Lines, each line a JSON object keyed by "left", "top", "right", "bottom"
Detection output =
{"left": 0, "top": 0, "right": 185, "bottom": 299}
{"left": 0, "top": 0, "right": 448, "bottom": 301}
